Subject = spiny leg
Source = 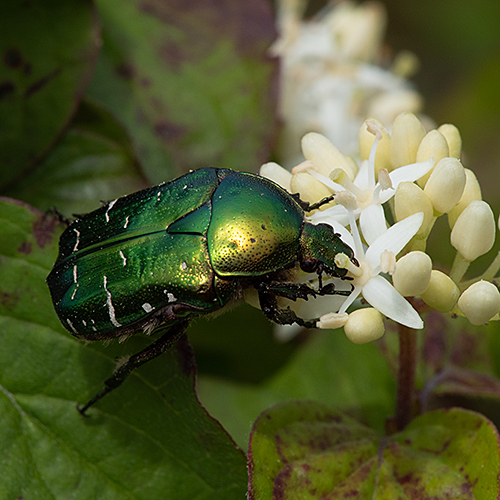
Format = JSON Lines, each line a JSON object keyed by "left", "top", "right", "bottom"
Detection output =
{"left": 291, "top": 193, "right": 336, "bottom": 212}
{"left": 256, "top": 279, "right": 352, "bottom": 329}
{"left": 257, "top": 287, "right": 317, "bottom": 329}
{"left": 78, "top": 319, "right": 190, "bottom": 416}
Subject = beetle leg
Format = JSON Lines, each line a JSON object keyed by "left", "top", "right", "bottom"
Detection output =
{"left": 291, "top": 193, "right": 336, "bottom": 212}
{"left": 77, "top": 319, "right": 190, "bottom": 416}
{"left": 257, "top": 288, "right": 317, "bottom": 329}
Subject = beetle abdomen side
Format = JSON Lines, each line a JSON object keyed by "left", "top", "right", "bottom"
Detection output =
{"left": 48, "top": 231, "right": 224, "bottom": 338}
{"left": 207, "top": 172, "right": 304, "bottom": 276}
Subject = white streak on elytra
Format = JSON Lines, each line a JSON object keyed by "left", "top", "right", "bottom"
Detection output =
{"left": 123, "top": 216, "right": 130, "bottom": 229}
{"left": 181, "top": 262, "right": 187, "bottom": 270}
{"left": 70, "top": 265, "right": 79, "bottom": 300}
{"left": 105, "top": 199, "right": 117, "bottom": 223}
{"left": 72, "top": 229, "right": 81, "bottom": 252}
{"left": 66, "top": 318, "right": 78, "bottom": 334}
{"left": 103, "top": 275, "right": 122, "bottom": 327}
{"left": 166, "top": 292, "right": 177, "bottom": 302}
{"left": 157, "top": 191, "right": 161, "bottom": 201}
{"left": 82, "top": 319, "right": 87, "bottom": 326}
{"left": 119, "top": 250, "right": 127, "bottom": 266}
{"left": 142, "top": 302, "right": 154, "bottom": 313}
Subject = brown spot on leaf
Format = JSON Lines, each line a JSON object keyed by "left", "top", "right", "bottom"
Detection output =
{"left": 17, "top": 241, "right": 32, "bottom": 255}
{"left": 4, "top": 48, "right": 23, "bottom": 69}
{"left": 32, "top": 213, "right": 58, "bottom": 249}
{"left": 0, "top": 81, "right": 15, "bottom": 100}
{"left": 24, "top": 68, "right": 61, "bottom": 98}
{"left": 116, "top": 63, "right": 136, "bottom": 80}
{"left": 154, "top": 120, "right": 186, "bottom": 141}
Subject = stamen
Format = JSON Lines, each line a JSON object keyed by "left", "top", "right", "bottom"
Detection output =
{"left": 335, "top": 253, "right": 362, "bottom": 276}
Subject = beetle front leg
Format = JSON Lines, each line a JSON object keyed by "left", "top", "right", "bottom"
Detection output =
{"left": 257, "top": 288, "right": 317, "bottom": 329}
{"left": 77, "top": 319, "right": 190, "bottom": 416}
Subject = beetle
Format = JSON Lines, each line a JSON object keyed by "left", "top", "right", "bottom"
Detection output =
{"left": 47, "top": 167, "right": 358, "bottom": 414}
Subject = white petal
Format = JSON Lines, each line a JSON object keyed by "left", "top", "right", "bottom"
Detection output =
{"left": 362, "top": 275, "right": 424, "bottom": 329}
{"left": 308, "top": 204, "right": 350, "bottom": 227}
{"left": 378, "top": 159, "right": 434, "bottom": 204}
{"left": 365, "top": 212, "right": 423, "bottom": 268}
{"left": 390, "top": 159, "right": 434, "bottom": 186}
{"left": 359, "top": 204, "right": 387, "bottom": 245}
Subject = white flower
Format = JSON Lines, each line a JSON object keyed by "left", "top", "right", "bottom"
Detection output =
{"left": 314, "top": 206, "right": 425, "bottom": 330}
{"left": 304, "top": 131, "right": 433, "bottom": 245}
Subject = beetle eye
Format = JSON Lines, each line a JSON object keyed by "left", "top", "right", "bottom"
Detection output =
{"left": 301, "top": 260, "right": 317, "bottom": 273}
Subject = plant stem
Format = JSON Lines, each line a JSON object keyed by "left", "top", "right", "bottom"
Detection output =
{"left": 395, "top": 324, "right": 418, "bottom": 431}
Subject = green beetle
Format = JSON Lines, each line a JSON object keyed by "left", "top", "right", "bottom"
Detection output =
{"left": 47, "top": 168, "right": 357, "bottom": 414}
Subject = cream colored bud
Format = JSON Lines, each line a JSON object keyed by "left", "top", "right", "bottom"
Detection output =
{"left": 359, "top": 119, "right": 392, "bottom": 172}
{"left": 457, "top": 281, "right": 500, "bottom": 325}
{"left": 420, "top": 270, "right": 460, "bottom": 313}
{"left": 437, "top": 123, "right": 462, "bottom": 159}
{"left": 290, "top": 172, "right": 332, "bottom": 206}
{"left": 390, "top": 112, "right": 426, "bottom": 169}
{"left": 394, "top": 181, "right": 434, "bottom": 237}
{"left": 415, "top": 130, "right": 449, "bottom": 187}
{"left": 344, "top": 308, "right": 385, "bottom": 344}
{"left": 448, "top": 169, "right": 482, "bottom": 229}
{"left": 260, "top": 162, "right": 292, "bottom": 192}
{"left": 450, "top": 200, "right": 495, "bottom": 261}
{"left": 301, "top": 133, "right": 356, "bottom": 180}
{"left": 393, "top": 251, "right": 432, "bottom": 297}
{"left": 423, "top": 157, "right": 466, "bottom": 214}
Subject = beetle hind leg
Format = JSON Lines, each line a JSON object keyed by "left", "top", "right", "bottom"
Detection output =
{"left": 77, "top": 319, "right": 190, "bottom": 416}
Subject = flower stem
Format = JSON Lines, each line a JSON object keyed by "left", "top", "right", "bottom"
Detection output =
{"left": 395, "top": 324, "right": 418, "bottom": 431}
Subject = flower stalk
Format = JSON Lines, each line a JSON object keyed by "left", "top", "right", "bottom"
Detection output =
{"left": 395, "top": 324, "right": 418, "bottom": 431}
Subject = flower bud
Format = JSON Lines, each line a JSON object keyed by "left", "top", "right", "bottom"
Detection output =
{"left": 450, "top": 200, "right": 495, "bottom": 261}
{"left": 423, "top": 157, "right": 466, "bottom": 214}
{"left": 290, "top": 171, "right": 332, "bottom": 206}
{"left": 390, "top": 112, "right": 426, "bottom": 169}
{"left": 415, "top": 130, "right": 449, "bottom": 187}
{"left": 420, "top": 270, "right": 459, "bottom": 313}
{"left": 301, "top": 132, "right": 357, "bottom": 180}
{"left": 448, "top": 168, "right": 482, "bottom": 229}
{"left": 394, "top": 181, "right": 434, "bottom": 237}
{"left": 344, "top": 308, "right": 385, "bottom": 344}
{"left": 260, "top": 162, "right": 292, "bottom": 192}
{"left": 437, "top": 123, "right": 462, "bottom": 159}
{"left": 457, "top": 281, "right": 500, "bottom": 325}
{"left": 393, "top": 251, "right": 432, "bottom": 297}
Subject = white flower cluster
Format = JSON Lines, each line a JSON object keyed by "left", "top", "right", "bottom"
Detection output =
{"left": 272, "top": 0, "right": 423, "bottom": 168}
{"left": 260, "top": 113, "right": 500, "bottom": 343}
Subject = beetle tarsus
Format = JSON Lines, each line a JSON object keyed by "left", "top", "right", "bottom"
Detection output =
{"left": 292, "top": 193, "right": 336, "bottom": 212}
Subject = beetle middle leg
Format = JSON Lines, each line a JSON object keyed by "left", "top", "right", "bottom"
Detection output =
{"left": 77, "top": 319, "right": 190, "bottom": 416}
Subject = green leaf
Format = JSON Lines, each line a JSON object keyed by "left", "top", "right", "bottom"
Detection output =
{"left": 87, "top": 0, "right": 277, "bottom": 183}
{"left": 197, "top": 331, "right": 396, "bottom": 449}
{"left": 5, "top": 100, "right": 148, "bottom": 215}
{"left": 0, "top": 198, "right": 247, "bottom": 499}
{"left": 0, "top": 0, "right": 100, "bottom": 189}
{"left": 248, "top": 400, "right": 500, "bottom": 499}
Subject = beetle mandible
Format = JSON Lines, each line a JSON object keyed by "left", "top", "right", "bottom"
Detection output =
{"left": 46, "top": 168, "right": 358, "bottom": 414}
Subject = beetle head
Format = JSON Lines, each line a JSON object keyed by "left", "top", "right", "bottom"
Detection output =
{"left": 299, "top": 222, "right": 358, "bottom": 278}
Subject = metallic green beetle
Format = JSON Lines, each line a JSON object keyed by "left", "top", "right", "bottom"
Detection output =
{"left": 47, "top": 168, "right": 358, "bottom": 414}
